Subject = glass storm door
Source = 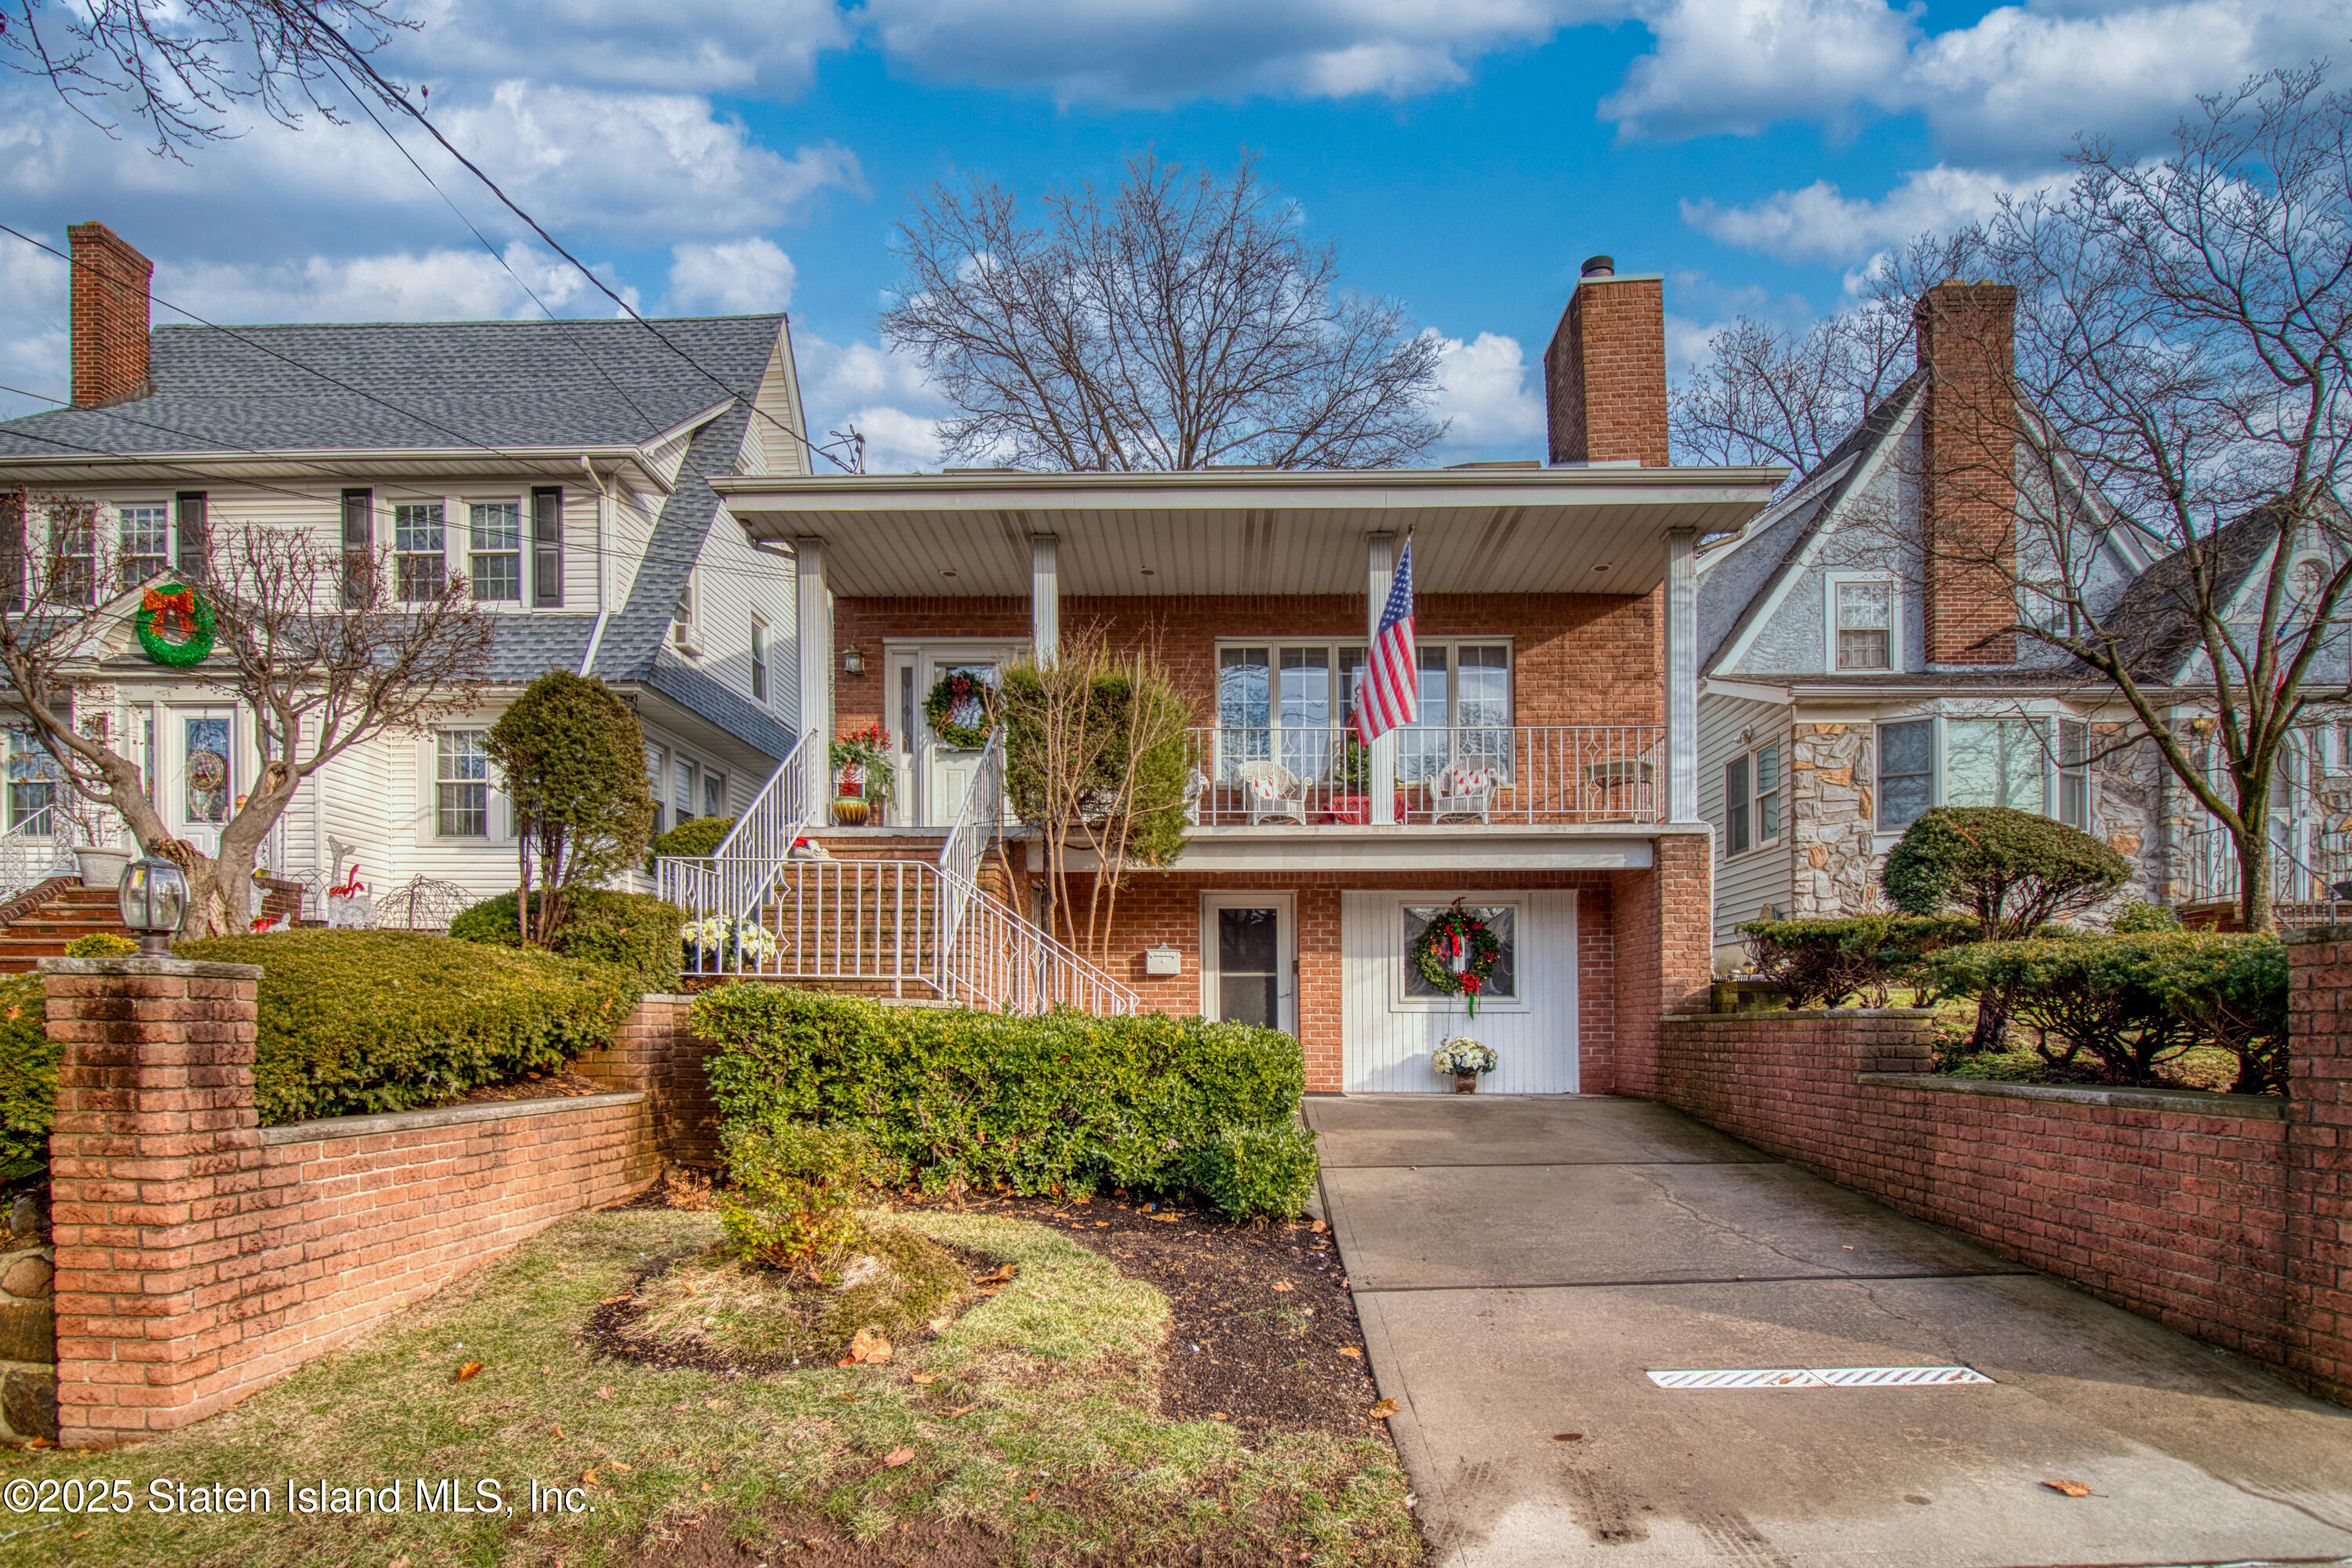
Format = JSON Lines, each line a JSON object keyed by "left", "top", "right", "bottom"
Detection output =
{"left": 917, "top": 652, "right": 1003, "bottom": 829}
{"left": 1202, "top": 895, "right": 1296, "bottom": 1033}
{"left": 172, "top": 709, "right": 235, "bottom": 855}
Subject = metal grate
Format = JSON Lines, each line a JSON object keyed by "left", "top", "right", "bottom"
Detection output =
{"left": 1648, "top": 1366, "right": 1993, "bottom": 1390}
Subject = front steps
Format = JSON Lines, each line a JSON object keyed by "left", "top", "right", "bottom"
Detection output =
{"left": 0, "top": 884, "right": 140, "bottom": 972}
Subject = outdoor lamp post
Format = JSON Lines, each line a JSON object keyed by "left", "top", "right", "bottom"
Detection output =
{"left": 118, "top": 855, "right": 189, "bottom": 956}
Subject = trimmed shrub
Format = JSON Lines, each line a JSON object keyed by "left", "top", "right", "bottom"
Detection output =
{"left": 0, "top": 975, "right": 53, "bottom": 1182}
{"left": 1737, "top": 914, "right": 1978, "bottom": 1008}
{"left": 652, "top": 815, "right": 735, "bottom": 862}
{"left": 450, "top": 887, "right": 683, "bottom": 993}
{"left": 488, "top": 671, "right": 659, "bottom": 944}
{"left": 696, "top": 986, "right": 1302, "bottom": 1198}
{"left": 2109, "top": 898, "right": 2183, "bottom": 935}
{"left": 721, "top": 1123, "right": 881, "bottom": 1285}
{"left": 1181, "top": 1122, "right": 1319, "bottom": 1221}
{"left": 1926, "top": 931, "right": 2285, "bottom": 1091}
{"left": 1882, "top": 807, "right": 2129, "bottom": 938}
{"left": 177, "top": 931, "right": 641, "bottom": 1124}
{"left": 64, "top": 932, "right": 137, "bottom": 957}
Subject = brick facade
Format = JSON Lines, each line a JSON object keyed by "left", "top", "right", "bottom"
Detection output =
{"left": 67, "top": 222, "right": 152, "bottom": 410}
{"left": 36, "top": 962, "right": 702, "bottom": 1446}
{"left": 1915, "top": 281, "right": 2019, "bottom": 666}
{"left": 1544, "top": 270, "right": 1669, "bottom": 468}
{"left": 1654, "top": 938, "right": 2352, "bottom": 1405}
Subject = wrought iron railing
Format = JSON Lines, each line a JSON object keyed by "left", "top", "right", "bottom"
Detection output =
{"left": 1183, "top": 723, "right": 1664, "bottom": 827}
{"left": 2182, "top": 822, "right": 2352, "bottom": 909}
{"left": 0, "top": 808, "right": 78, "bottom": 900}
{"left": 656, "top": 729, "right": 818, "bottom": 920}
{"left": 936, "top": 731, "right": 1003, "bottom": 950}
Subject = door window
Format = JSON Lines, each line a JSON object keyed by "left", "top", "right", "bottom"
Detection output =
{"left": 5, "top": 730, "right": 57, "bottom": 830}
{"left": 183, "top": 715, "right": 231, "bottom": 825}
{"left": 1215, "top": 906, "right": 1282, "bottom": 1028}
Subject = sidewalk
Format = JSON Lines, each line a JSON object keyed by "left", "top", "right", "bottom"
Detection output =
{"left": 1308, "top": 1094, "right": 2352, "bottom": 1568}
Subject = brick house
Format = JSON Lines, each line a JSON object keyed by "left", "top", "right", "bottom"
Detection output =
{"left": 701, "top": 258, "right": 1782, "bottom": 1094}
{"left": 0, "top": 222, "right": 805, "bottom": 916}
{"left": 1696, "top": 280, "right": 2352, "bottom": 964}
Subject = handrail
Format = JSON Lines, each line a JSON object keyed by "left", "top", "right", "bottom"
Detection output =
{"left": 1185, "top": 722, "right": 1664, "bottom": 826}
{"left": 0, "top": 806, "right": 76, "bottom": 901}
{"left": 935, "top": 731, "right": 1003, "bottom": 949}
{"left": 657, "top": 728, "right": 818, "bottom": 920}
{"left": 2183, "top": 822, "right": 2348, "bottom": 908}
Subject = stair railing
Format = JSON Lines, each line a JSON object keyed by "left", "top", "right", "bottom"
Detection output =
{"left": 0, "top": 807, "right": 74, "bottom": 902}
{"left": 657, "top": 729, "right": 818, "bottom": 923}
{"left": 935, "top": 732, "right": 1003, "bottom": 950}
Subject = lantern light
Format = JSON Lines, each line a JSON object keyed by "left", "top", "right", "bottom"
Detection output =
{"left": 840, "top": 644, "right": 867, "bottom": 676}
{"left": 118, "top": 856, "right": 188, "bottom": 956}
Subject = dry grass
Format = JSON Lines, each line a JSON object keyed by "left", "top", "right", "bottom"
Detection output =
{"left": 0, "top": 1208, "right": 1421, "bottom": 1568}
{"left": 625, "top": 1224, "right": 971, "bottom": 1364}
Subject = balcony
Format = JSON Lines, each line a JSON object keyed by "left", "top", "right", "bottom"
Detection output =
{"left": 2180, "top": 822, "right": 2352, "bottom": 927}
{"left": 1184, "top": 724, "right": 1664, "bottom": 829}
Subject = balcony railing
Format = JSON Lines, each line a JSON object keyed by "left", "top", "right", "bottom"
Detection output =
{"left": 1184, "top": 724, "right": 1663, "bottom": 828}
{"left": 2183, "top": 822, "right": 2352, "bottom": 909}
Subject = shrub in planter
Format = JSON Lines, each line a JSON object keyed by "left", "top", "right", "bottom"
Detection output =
{"left": 1737, "top": 913, "right": 1978, "bottom": 1008}
{"left": 0, "top": 974, "right": 53, "bottom": 1182}
{"left": 721, "top": 1123, "right": 882, "bottom": 1285}
{"left": 696, "top": 985, "right": 1301, "bottom": 1197}
{"left": 451, "top": 887, "right": 683, "bottom": 993}
{"left": 1926, "top": 931, "right": 2285, "bottom": 1091}
{"left": 1181, "top": 1122, "right": 1319, "bottom": 1221}
{"left": 177, "top": 930, "right": 641, "bottom": 1124}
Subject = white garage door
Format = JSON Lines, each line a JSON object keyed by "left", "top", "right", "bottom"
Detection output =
{"left": 1340, "top": 890, "right": 1577, "bottom": 1094}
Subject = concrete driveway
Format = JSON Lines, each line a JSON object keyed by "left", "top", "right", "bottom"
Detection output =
{"left": 1307, "top": 1094, "right": 2352, "bottom": 1568}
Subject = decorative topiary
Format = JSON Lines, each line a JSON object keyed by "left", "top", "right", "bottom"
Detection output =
{"left": 64, "top": 932, "right": 139, "bottom": 957}
{"left": 1882, "top": 807, "right": 2130, "bottom": 940}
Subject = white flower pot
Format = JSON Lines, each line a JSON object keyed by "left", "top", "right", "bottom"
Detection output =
{"left": 74, "top": 848, "right": 129, "bottom": 890}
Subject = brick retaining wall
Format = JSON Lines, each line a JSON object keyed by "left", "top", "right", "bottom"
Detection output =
{"left": 1655, "top": 937, "right": 2350, "bottom": 1403}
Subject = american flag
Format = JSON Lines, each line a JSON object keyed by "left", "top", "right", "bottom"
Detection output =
{"left": 1355, "top": 536, "right": 1417, "bottom": 744}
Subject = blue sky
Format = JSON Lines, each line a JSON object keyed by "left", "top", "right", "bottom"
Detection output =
{"left": 3, "top": 0, "right": 2347, "bottom": 466}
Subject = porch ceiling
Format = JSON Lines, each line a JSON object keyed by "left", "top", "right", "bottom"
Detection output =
{"left": 712, "top": 466, "right": 1784, "bottom": 598}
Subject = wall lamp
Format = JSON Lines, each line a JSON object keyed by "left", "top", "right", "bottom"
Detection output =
{"left": 840, "top": 644, "right": 867, "bottom": 677}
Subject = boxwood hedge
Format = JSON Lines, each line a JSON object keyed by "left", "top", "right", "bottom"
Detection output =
{"left": 695, "top": 985, "right": 1304, "bottom": 1199}
{"left": 449, "top": 887, "right": 683, "bottom": 993}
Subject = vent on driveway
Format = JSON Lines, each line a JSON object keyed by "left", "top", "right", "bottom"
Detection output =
{"left": 1647, "top": 1366, "right": 1994, "bottom": 1390}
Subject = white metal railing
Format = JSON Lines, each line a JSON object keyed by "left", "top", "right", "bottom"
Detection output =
{"left": 2183, "top": 822, "right": 2352, "bottom": 910}
{"left": 1184, "top": 724, "right": 1664, "bottom": 827}
{"left": 656, "top": 728, "right": 818, "bottom": 920}
{"left": 936, "top": 732, "right": 1004, "bottom": 949}
{"left": 0, "top": 807, "right": 78, "bottom": 901}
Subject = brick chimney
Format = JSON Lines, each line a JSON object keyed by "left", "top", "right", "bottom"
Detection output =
{"left": 1544, "top": 255, "right": 1668, "bottom": 466}
{"left": 1914, "top": 279, "right": 2019, "bottom": 665}
{"left": 67, "top": 222, "right": 154, "bottom": 408}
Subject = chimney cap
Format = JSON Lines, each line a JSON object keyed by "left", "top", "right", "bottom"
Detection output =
{"left": 1581, "top": 255, "right": 1616, "bottom": 278}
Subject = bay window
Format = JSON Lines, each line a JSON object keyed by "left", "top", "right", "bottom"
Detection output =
{"left": 1874, "top": 714, "right": 2095, "bottom": 833}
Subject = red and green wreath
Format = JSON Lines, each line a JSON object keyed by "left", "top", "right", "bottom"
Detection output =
{"left": 1413, "top": 898, "right": 1501, "bottom": 1017}
{"left": 134, "top": 585, "right": 214, "bottom": 668}
{"left": 924, "top": 670, "right": 996, "bottom": 749}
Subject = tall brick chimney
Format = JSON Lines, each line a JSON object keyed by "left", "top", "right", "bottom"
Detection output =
{"left": 1914, "top": 278, "right": 2019, "bottom": 665}
{"left": 67, "top": 221, "right": 154, "bottom": 408}
{"left": 1544, "top": 254, "right": 1668, "bottom": 466}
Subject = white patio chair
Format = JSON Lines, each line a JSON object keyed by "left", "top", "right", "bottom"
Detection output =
{"left": 1432, "top": 764, "right": 1497, "bottom": 824}
{"left": 1232, "top": 760, "right": 1307, "bottom": 826}
{"left": 1182, "top": 766, "right": 1210, "bottom": 826}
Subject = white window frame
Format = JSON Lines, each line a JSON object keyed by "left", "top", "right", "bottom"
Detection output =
{"left": 1392, "top": 895, "right": 1531, "bottom": 1015}
{"left": 393, "top": 499, "right": 448, "bottom": 603}
{"left": 466, "top": 495, "right": 524, "bottom": 604}
{"left": 1825, "top": 572, "right": 1900, "bottom": 674}
{"left": 702, "top": 768, "right": 728, "bottom": 820}
{"left": 1873, "top": 711, "right": 2091, "bottom": 837}
{"left": 672, "top": 568, "right": 702, "bottom": 656}
{"left": 750, "top": 616, "right": 770, "bottom": 705}
{"left": 117, "top": 500, "right": 171, "bottom": 590}
{"left": 426, "top": 726, "right": 504, "bottom": 841}
{"left": 1722, "top": 739, "right": 1782, "bottom": 860}
{"left": 1198, "top": 891, "right": 1296, "bottom": 1034}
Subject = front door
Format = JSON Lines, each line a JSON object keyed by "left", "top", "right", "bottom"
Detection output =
{"left": 1201, "top": 893, "right": 1297, "bottom": 1034}
{"left": 169, "top": 708, "right": 237, "bottom": 855}
{"left": 888, "top": 645, "right": 1015, "bottom": 827}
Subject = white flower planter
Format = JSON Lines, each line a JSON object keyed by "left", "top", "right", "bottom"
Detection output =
{"left": 74, "top": 848, "right": 129, "bottom": 891}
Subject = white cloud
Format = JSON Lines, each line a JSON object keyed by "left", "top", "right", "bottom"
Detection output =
{"left": 396, "top": 0, "right": 849, "bottom": 96}
{"left": 794, "top": 335, "right": 951, "bottom": 472}
{"left": 855, "top": 0, "right": 1607, "bottom": 106}
{"left": 158, "top": 244, "right": 637, "bottom": 328}
{"left": 1424, "top": 330, "right": 1542, "bottom": 454}
{"left": 1682, "top": 165, "right": 2049, "bottom": 263}
{"left": 664, "top": 238, "right": 800, "bottom": 314}
{"left": 1604, "top": 0, "right": 1915, "bottom": 140}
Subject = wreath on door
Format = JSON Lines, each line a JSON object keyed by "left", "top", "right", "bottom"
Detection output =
{"left": 924, "top": 670, "right": 996, "bottom": 749}
{"left": 134, "top": 585, "right": 215, "bottom": 668}
{"left": 1412, "top": 898, "right": 1502, "bottom": 1018}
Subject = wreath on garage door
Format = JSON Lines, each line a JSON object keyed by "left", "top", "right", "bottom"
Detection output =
{"left": 1412, "top": 898, "right": 1501, "bottom": 1018}
{"left": 134, "top": 585, "right": 215, "bottom": 668}
{"left": 924, "top": 670, "right": 996, "bottom": 750}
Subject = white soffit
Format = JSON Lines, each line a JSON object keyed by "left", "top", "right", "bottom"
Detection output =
{"left": 1029, "top": 830, "right": 1661, "bottom": 873}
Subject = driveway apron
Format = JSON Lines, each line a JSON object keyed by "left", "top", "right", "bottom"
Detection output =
{"left": 1308, "top": 1094, "right": 2352, "bottom": 1568}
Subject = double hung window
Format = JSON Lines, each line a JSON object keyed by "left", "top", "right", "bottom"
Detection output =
{"left": 750, "top": 619, "right": 769, "bottom": 704}
{"left": 394, "top": 503, "right": 446, "bottom": 601}
{"left": 48, "top": 508, "right": 94, "bottom": 605}
{"left": 435, "top": 730, "right": 493, "bottom": 837}
{"left": 1833, "top": 579, "right": 1893, "bottom": 672}
{"left": 1724, "top": 742, "right": 1780, "bottom": 857}
{"left": 118, "top": 503, "right": 169, "bottom": 587}
{"left": 469, "top": 502, "right": 522, "bottom": 602}
{"left": 1876, "top": 720, "right": 1935, "bottom": 830}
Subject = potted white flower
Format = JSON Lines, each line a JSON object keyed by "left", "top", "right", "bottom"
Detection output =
{"left": 1432, "top": 1036, "right": 1498, "bottom": 1094}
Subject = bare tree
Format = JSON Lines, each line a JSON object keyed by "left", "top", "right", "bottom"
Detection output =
{"left": 2, "top": 0, "right": 411, "bottom": 155}
{"left": 1677, "top": 67, "right": 2352, "bottom": 933}
{"left": 0, "top": 491, "right": 492, "bottom": 935}
{"left": 881, "top": 154, "right": 1446, "bottom": 471}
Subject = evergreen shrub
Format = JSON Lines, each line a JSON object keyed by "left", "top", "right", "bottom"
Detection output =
{"left": 652, "top": 815, "right": 736, "bottom": 862}
{"left": 449, "top": 887, "right": 683, "bottom": 993}
{"left": 695, "top": 986, "right": 1301, "bottom": 1198}
{"left": 0, "top": 975, "right": 53, "bottom": 1181}
{"left": 1181, "top": 1121, "right": 1319, "bottom": 1221}
{"left": 1737, "top": 913, "right": 1979, "bottom": 1008}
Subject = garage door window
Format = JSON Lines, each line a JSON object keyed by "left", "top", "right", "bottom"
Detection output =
{"left": 1402, "top": 904, "right": 1518, "bottom": 1005}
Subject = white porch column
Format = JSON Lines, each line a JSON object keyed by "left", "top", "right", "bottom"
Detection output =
{"left": 1367, "top": 532, "right": 1399, "bottom": 826}
{"left": 1664, "top": 527, "right": 1699, "bottom": 823}
{"left": 793, "top": 535, "right": 832, "bottom": 809}
{"left": 1031, "top": 533, "right": 1059, "bottom": 667}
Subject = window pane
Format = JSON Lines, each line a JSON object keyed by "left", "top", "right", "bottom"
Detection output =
{"left": 1402, "top": 905, "right": 1517, "bottom": 1000}
{"left": 469, "top": 503, "right": 521, "bottom": 603}
{"left": 1457, "top": 647, "right": 1510, "bottom": 726}
{"left": 436, "top": 730, "right": 490, "bottom": 837}
{"left": 1877, "top": 720, "right": 1933, "bottom": 830}
{"left": 1216, "top": 907, "right": 1280, "bottom": 1027}
{"left": 1947, "top": 720, "right": 2046, "bottom": 811}
{"left": 394, "top": 503, "right": 445, "bottom": 555}
{"left": 675, "top": 758, "right": 694, "bottom": 818}
{"left": 1338, "top": 646, "right": 1366, "bottom": 730}
{"left": 1836, "top": 628, "right": 1891, "bottom": 670}
{"left": 1835, "top": 580, "right": 1893, "bottom": 671}
{"left": 1401, "top": 647, "right": 1450, "bottom": 782}
{"left": 184, "top": 716, "right": 230, "bottom": 825}
{"left": 705, "top": 772, "right": 725, "bottom": 818}
{"left": 6, "top": 729, "right": 58, "bottom": 830}
{"left": 1756, "top": 746, "right": 1780, "bottom": 842}
{"left": 1217, "top": 648, "right": 1270, "bottom": 770}
{"left": 1725, "top": 756, "right": 1750, "bottom": 855}
{"left": 119, "top": 504, "right": 169, "bottom": 586}
{"left": 1278, "top": 648, "right": 1333, "bottom": 779}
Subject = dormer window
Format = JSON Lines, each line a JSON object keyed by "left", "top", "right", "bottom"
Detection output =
{"left": 1832, "top": 578, "right": 1893, "bottom": 671}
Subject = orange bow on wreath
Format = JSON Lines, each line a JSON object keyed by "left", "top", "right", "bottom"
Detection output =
{"left": 142, "top": 586, "right": 199, "bottom": 638}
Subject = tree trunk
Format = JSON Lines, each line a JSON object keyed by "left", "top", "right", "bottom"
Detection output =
{"left": 176, "top": 853, "right": 252, "bottom": 939}
{"left": 2238, "top": 824, "right": 2275, "bottom": 934}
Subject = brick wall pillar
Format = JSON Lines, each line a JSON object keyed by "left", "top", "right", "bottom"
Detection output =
{"left": 1607, "top": 829, "right": 1714, "bottom": 1097}
{"left": 2286, "top": 930, "right": 2352, "bottom": 1403}
{"left": 41, "top": 956, "right": 263, "bottom": 1446}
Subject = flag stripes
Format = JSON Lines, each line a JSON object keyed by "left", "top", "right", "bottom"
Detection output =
{"left": 1356, "top": 536, "right": 1417, "bottom": 744}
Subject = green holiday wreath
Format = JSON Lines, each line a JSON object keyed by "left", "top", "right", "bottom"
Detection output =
{"left": 924, "top": 670, "right": 996, "bottom": 749}
{"left": 1413, "top": 898, "right": 1501, "bottom": 1017}
{"left": 134, "top": 585, "right": 215, "bottom": 668}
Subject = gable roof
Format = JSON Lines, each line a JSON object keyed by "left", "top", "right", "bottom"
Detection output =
{"left": 0, "top": 316, "right": 786, "bottom": 459}
{"left": 2103, "top": 507, "right": 2285, "bottom": 684}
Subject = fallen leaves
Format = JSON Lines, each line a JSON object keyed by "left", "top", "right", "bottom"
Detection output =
{"left": 910, "top": 1372, "right": 938, "bottom": 1385}
{"left": 847, "top": 1328, "right": 894, "bottom": 1364}
{"left": 1270, "top": 1281, "right": 1294, "bottom": 1293}
{"left": 939, "top": 1404, "right": 976, "bottom": 1417}
{"left": 2043, "top": 1479, "right": 2093, "bottom": 1498}
{"left": 972, "top": 1263, "right": 1017, "bottom": 1287}
{"left": 882, "top": 1447, "right": 916, "bottom": 1468}
{"left": 1370, "top": 1399, "right": 1397, "bottom": 1419}
{"left": 1338, "top": 1348, "right": 1363, "bottom": 1359}
{"left": 1152, "top": 1213, "right": 1183, "bottom": 1224}
{"left": 595, "top": 1386, "right": 615, "bottom": 1400}
{"left": 926, "top": 1315, "right": 953, "bottom": 1334}
{"left": 455, "top": 1361, "right": 483, "bottom": 1382}
{"left": 1553, "top": 1432, "right": 1583, "bottom": 1443}
{"left": 599, "top": 1294, "right": 630, "bottom": 1305}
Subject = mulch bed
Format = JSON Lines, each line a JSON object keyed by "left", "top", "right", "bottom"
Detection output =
{"left": 444, "top": 1067, "right": 615, "bottom": 1105}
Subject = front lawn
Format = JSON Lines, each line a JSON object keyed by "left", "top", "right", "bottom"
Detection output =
{"left": 0, "top": 1207, "right": 1421, "bottom": 1567}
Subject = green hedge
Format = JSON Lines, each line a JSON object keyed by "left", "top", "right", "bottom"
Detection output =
{"left": 1926, "top": 931, "right": 2286, "bottom": 1092}
{"left": 652, "top": 815, "right": 735, "bottom": 861}
{"left": 180, "top": 931, "right": 641, "bottom": 1124}
{"left": 1737, "top": 914, "right": 1979, "bottom": 1008}
{"left": 695, "top": 986, "right": 1303, "bottom": 1199}
{"left": 0, "top": 975, "right": 52, "bottom": 1181}
{"left": 449, "top": 887, "right": 684, "bottom": 993}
